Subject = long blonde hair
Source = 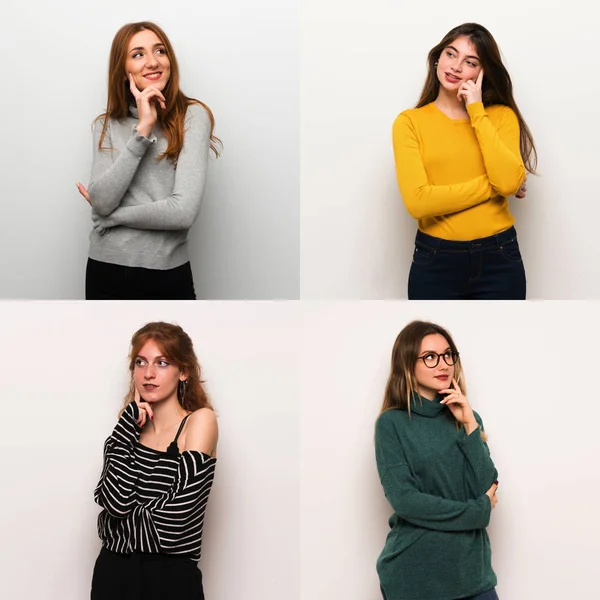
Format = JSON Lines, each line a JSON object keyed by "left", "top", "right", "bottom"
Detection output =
{"left": 380, "top": 320, "right": 487, "bottom": 441}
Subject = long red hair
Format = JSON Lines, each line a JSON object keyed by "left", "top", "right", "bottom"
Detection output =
{"left": 96, "top": 21, "right": 221, "bottom": 162}
{"left": 119, "top": 322, "right": 213, "bottom": 417}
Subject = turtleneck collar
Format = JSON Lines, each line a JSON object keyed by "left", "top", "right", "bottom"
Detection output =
{"left": 409, "top": 392, "right": 446, "bottom": 418}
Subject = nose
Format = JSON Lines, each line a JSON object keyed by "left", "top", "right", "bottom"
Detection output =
{"left": 145, "top": 54, "right": 159, "bottom": 69}
{"left": 144, "top": 364, "right": 156, "bottom": 379}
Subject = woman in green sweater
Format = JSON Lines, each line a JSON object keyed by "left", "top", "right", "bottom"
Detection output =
{"left": 375, "top": 320, "right": 499, "bottom": 600}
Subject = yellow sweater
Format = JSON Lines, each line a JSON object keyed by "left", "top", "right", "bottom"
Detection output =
{"left": 392, "top": 101, "right": 526, "bottom": 241}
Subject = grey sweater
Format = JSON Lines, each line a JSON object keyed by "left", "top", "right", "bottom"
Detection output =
{"left": 88, "top": 103, "right": 210, "bottom": 270}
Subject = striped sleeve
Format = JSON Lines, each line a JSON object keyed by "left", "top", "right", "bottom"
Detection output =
{"left": 132, "top": 451, "right": 217, "bottom": 555}
{"left": 94, "top": 402, "right": 142, "bottom": 518}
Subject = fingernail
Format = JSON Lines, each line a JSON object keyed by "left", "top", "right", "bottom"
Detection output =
{"left": 150, "top": 416, "right": 153, "bottom": 420}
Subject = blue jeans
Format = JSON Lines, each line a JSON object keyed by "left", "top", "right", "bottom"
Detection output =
{"left": 407, "top": 226, "right": 526, "bottom": 300}
{"left": 463, "top": 589, "right": 499, "bottom": 600}
{"left": 380, "top": 586, "right": 498, "bottom": 599}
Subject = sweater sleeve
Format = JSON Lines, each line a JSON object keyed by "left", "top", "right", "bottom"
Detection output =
{"left": 88, "top": 118, "right": 156, "bottom": 216}
{"left": 459, "top": 412, "right": 498, "bottom": 498}
{"left": 93, "top": 401, "right": 141, "bottom": 518}
{"left": 128, "top": 450, "right": 217, "bottom": 552}
{"left": 392, "top": 112, "right": 495, "bottom": 219}
{"left": 375, "top": 415, "right": 491, "bottom": 532}
{"left": 466, "top": 102, "right": 526, "bottom": 197}
{"left": 95, "top": 104, "right": 210, "bottom": 231}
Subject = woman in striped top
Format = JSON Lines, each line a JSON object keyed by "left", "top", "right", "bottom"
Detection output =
{"left": 91, "top": 322, "right": 218, "bottom": 600}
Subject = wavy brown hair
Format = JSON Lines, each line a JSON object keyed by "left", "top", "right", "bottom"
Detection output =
{"left": 416, "top": 22, "right": 537, "bottom": 174}
{"left": 380, "top": 320, "right": 486, "bottom": 441}
{"left": 119, "top": 321, "right": 213, "bottom": 417}
{"left": 96, "top": 21, "right": 221, "bottom": 162}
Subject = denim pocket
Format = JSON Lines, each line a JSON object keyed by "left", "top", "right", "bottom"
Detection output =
{"left": 412, "top": 242, "right": 436, "bottom": 266}
{"left": 498, "top": 238, "right": 522, "bottom": 263}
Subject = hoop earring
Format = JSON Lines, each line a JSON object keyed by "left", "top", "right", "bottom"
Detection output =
{"left": 434, "top": 61, "right": 438, "bottom": 67}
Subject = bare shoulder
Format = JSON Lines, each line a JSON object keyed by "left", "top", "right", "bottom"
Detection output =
{"left": 184, "top": 408, "right": 218, "bottom": 455}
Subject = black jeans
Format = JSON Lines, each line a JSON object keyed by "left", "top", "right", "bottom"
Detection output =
{"left": 86, "top": 258, "right": 196, "bottom": 300}
{"left": 407, "top": 226, "right": 526, "bottom": 300}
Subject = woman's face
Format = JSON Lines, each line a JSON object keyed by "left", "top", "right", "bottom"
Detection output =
{"left": 414, "top": 334, "right": 456, "bottom": 400}
{"left": 125, "top": 29, "right": 171, "bottom": 93}
{"left": 133, "top": 339, "right": 183, "bottom": 404}
{"left": 436, "top": 35, "right": 482, "bottom": 92}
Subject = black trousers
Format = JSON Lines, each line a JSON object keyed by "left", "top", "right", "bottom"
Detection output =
{"left": 91, "top": 548, "right": 204, "bottom": 600}
{"left": 407, "top": 226, "right": 526, "bottom": 300}
{"left": 86, "top": 258, "right": 196, "bottom": 300}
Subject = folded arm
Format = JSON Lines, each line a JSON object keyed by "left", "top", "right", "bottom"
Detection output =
{"left": 94, "top": 105, "right": 211, "bottom": 231}
{"left": 93, "top": 402, "right": 142, "bottom": 518}
{"left": 467, "top": 102, "right": 526, "bottom": 197}
{"left": 375, "top": 415, "right": 491, "bottom": 532}
{"left": 392, "top": 113, "right": 495, "bottom": 219}
{"left": 459, "top": 412, "right": 499, "bottom": 497}
{"left": 88, "top": 119, "right": 156, "bottom": 216}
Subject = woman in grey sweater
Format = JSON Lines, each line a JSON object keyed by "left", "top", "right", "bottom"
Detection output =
{"left": 77, "top": 21, "right": 221, "bottom": 300}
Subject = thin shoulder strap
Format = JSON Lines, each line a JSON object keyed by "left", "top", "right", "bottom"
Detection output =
{"left": 173, "top": 413, "right": 192, "bottom": 444}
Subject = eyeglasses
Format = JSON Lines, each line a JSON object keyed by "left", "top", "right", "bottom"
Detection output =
{"left": 418, "top": 350, "right": 459, "bottom": 368}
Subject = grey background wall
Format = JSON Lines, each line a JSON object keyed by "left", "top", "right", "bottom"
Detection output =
{"left": 0, "top": 0, "right": 299, "bottom": 299}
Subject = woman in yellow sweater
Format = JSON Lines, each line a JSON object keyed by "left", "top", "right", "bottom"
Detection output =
{"left": 393, "top": 23, "right": 537, "bottom": 300}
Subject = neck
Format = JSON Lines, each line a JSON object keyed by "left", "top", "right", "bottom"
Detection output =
{"left": 416, "top": 386, "right": 438, "bottom": 401}
{"left": 434, "top": 86, "right": 468, "bottom": 114}
{"left": 146, "top": 393, "right": 188, "bottom": 435}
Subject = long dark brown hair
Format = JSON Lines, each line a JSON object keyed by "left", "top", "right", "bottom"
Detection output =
{"left": 120, "top": 321, "right": 213, "bottom": 416}
{"left": 380, "top": 320, "right": 486, "bottom": 440}
{"left": 416, "top": 22, "right": 537, "bottom": 174}
{"left": 96, "top": 21, "right": 222, "bottom": 162}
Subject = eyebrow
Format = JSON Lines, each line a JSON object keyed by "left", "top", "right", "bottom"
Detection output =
{"left": 135, "top": 354, "right": 169, "bottom": 361}
{"left": 420, "top": 347, "right": 452, "bottom": 355}
{"left": 129, "top": 43, "right": 165, "bottom": 53}
{"left": 446, "top": 45, "right": 479, "bottom": 61}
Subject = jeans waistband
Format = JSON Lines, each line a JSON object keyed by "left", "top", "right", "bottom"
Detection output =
{"left": 415, "top": 226, "right": 517, "bottom": 252}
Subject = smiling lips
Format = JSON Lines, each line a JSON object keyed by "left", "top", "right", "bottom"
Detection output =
{"left": 445, "top": 72, "right": 460, "bottom": 82}
{"left": 143, "top": 72, "right": 162, "bottom": 80}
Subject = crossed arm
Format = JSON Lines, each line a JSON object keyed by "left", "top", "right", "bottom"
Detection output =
{"left": 83, "top": 104, "right": 211, "bottom": 231}
{"left": 392, "top": 104, "right": 526, "bottom": 220}
{"left": 375, "top": 416, "right": 494, "bottom": 532}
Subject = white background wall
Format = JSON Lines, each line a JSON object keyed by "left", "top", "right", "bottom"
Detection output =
{"left": 301, "top": 0, "right": 600, "bottom": 299}
{"left": 0, "top": 302, "right": 300, "bottom": 600}
{"left": 300, "top": 301, "right": 599, "bottom": 598}
{"left": 0, "top": 0, "right": 299, "bottom": 299}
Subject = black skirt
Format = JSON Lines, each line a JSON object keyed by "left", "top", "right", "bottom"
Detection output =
{"left": 91, "top": 547, "right": 204, "bottom": 600}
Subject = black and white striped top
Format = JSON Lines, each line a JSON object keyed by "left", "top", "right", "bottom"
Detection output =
{"left": 94, "top": 402, "right": 217, "bottom": 562}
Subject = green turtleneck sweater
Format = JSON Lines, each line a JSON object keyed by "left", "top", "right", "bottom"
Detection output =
{"left": 375, "top": 394, "right": 498, "bottom": 600}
